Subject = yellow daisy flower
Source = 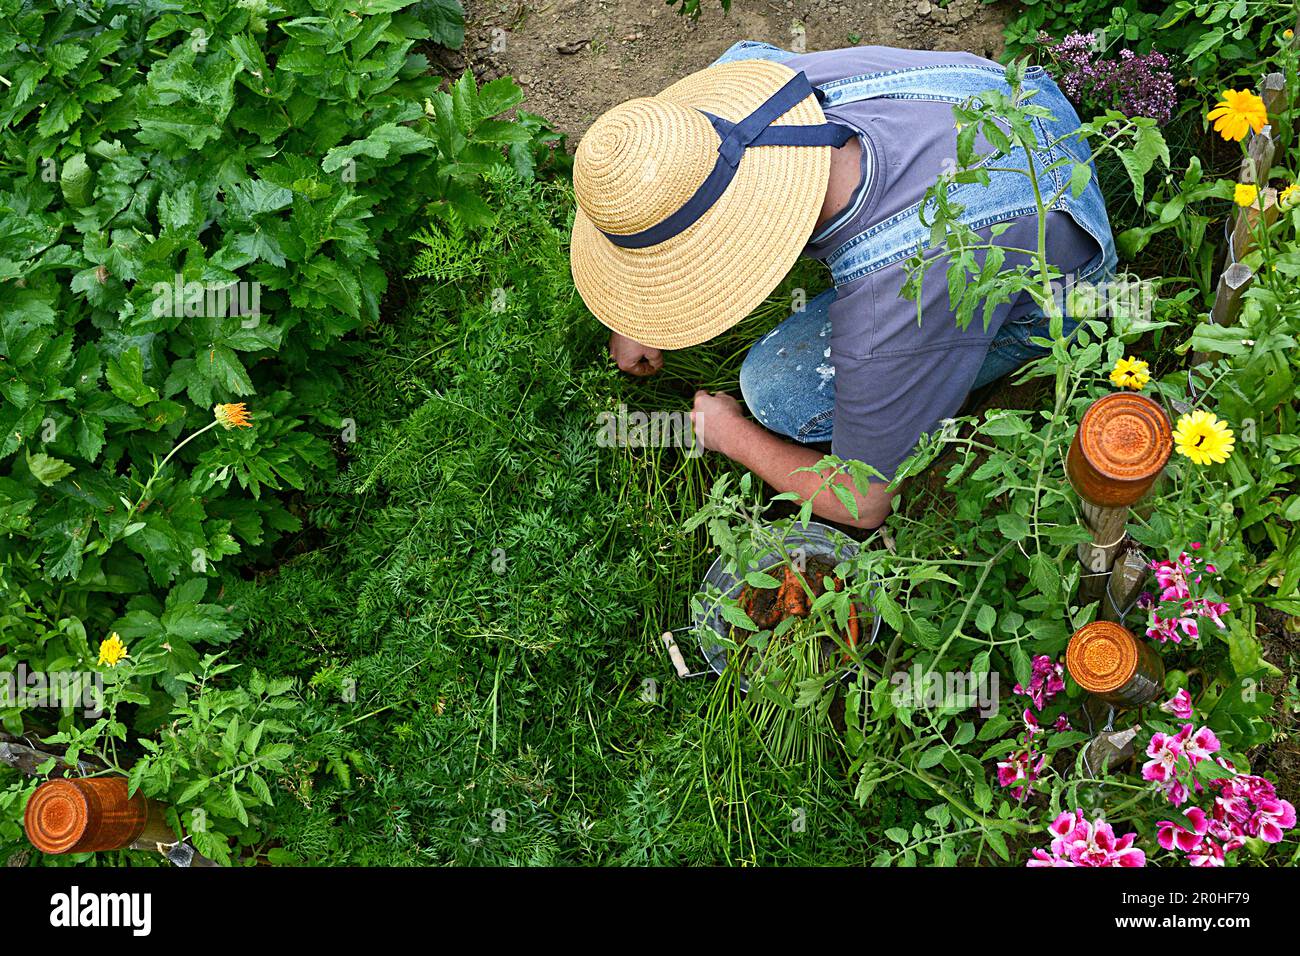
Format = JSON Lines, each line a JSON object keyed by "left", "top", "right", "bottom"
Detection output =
{"left": 1233, "top": 183, "right": 1259, "bottom": 207}
{"left": 1281, "top": 183, "right": 1299, "bottom": 208}
{"left": 213, "top": 403, "right": 253, "bottom": 429}
{"left": 1173, "top": 410, "right": 1235, "bottom": 466}
{"left": 1207, "top": 89, "right": 1269, "bottom": 142}
{"left": 1109, "top": 356, "right": 1151, "bottom": 390}
{"left": 98, "top": 632, "right": 129, "bottom": 667}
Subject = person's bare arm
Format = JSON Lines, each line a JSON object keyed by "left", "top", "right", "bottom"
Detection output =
{"left": 691, "top": 391, "right": 893, "bottom": 529}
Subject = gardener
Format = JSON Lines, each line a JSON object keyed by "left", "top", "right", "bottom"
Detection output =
{"left": 569, "top": 42, "right": 1115, "bottom": 530}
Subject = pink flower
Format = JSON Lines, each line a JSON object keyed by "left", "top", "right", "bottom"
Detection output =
{"left": 1186, "top": 598, "right": 1229, "bottom": 629}
{"left": 1160, "top": 688, "right": 1193, "bottom": 719}
{"left": 1177, "top": 723, "right": 1220, "bottom": 765}
{"left": 1027, "top": 848, "right": 1074, "bottom": 867}
{"left": 1144, "top": 551, "right": 1227, "bottom": 645}
{"left": 1151, "top": 553, "right": 1194, "bottom": 602}
{"left": 1146, "top": 616, "right": 1183, "bottom": 644}
{"left": 1157, "top": 769, "right": 1297, "bottom": 866}
{"left": 1143, "top": 731, "right": 1183, "bottom": 784}
{"left": 1214, "top": 782, "right": 1254, "bottom": 828}
{"left": 1013, "top": 655, "right": 1066, "bottom": 710}
{"left": 1157, "top": 806, "right": 1209, "bottom": 852}
{"left": 1023, "top": 708, "right": 1042, "bottom": 736}
{"left": 1187, "top": 838, "right": 1226, "bottom": 867}
{"left": 998, "top": 747, "right": 1046, "bottom": 800}
{"left": 1054, "top": 714, "right": 1072, "bottom": 732}
{"left": 1254, "top": 797, "right": 1297, "bottom": 843}
{"left": 1027, "top": 810, "right": 1145, "bottom": 867}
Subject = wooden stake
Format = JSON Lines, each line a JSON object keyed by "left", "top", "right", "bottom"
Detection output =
{"left": 1077, "top": 502, "right": 1129, "bottom": 605}
{"left": 1230, "top": 187, "right": 1279, "bottom": 260}
{"left": 1100, "top": 547, "right": 1148, "bottom": 624}
{"left": 1191, "top": 263, "right": 1255, "bottom": 372}
{"left": 0, "top": 730, "right": 104, "bottom": 777}
{"left": 1065, "top": 394, "right": 1170, "bottom": 607}
{"left": 1261, "top": 72, "right": 1287, "bottom": 133}
{"left": 1237, "top": 129, "right": 1275, "bottom": 185}
{"left": 1209, "top": 261, "right": 1256, "bottom": 327}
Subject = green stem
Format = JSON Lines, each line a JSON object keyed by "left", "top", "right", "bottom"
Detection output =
{"left": 126, "top": 420, "right": 219, "bottom": 523}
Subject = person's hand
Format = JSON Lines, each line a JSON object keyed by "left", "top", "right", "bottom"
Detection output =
{"left": 609, "top": 331, "right": 663, "bottom": 377}
{"left": 690, "top": 390, "right": 748, "bottom": 457}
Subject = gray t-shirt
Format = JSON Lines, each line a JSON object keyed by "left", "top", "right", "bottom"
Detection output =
{"left": 785, "top": 47, "right": 1101, "bottom": 479}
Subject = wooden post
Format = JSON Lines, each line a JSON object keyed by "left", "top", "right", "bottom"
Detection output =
{"left": 1209, "top": 262, "right": 1256, "bottom": 327}
{"left": 24, "top": 777, "right": 176, "bottom": 855}
{"left": 1237, "top": 128, "right": 1275, "bottom": 185}
{"left": 1076, "top": 502, "right": 1129, "bottom": 604}
{"left": 1100, "top": 547, "right": 1148, "bottom": 624}
{"left": 1082, "top": 725, "right": 1140, "bottom": 775}
{"left": 1261, "top": 72, "right": 1287, "bottom": 136}
{"left": 1192, "top": 262, "right": 1256, "bottom": 373}
{"left": 1066, "top": 394, "right": 1172, "bottom": 605}
{"left": 1230, "top": 187, "right": 1279, "bottom": 260}
{"left": 0, "top": 730, "right": 104, "bottom": 777}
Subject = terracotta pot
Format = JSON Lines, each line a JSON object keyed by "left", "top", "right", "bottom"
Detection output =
{"left": 25, "top": 777, "right": 172, "bottom": 854}
{"left": 1066, "top": 392, "right": 1172, "bottom": 508}
{"left": 1066, "top": 621, "right": 1164, "bottom": 708}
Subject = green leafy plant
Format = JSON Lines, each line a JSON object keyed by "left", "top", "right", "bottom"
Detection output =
{"left": 0, "top": 0, "right": 554, "bottom": 862}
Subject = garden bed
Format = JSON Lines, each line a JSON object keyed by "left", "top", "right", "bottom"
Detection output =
{"left": 2, "top": 0, "right": 1298, "bottom": 869}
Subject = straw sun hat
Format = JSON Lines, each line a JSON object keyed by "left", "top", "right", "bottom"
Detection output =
{"left": 570, "top": 59, "right": 848, "bottom": 350}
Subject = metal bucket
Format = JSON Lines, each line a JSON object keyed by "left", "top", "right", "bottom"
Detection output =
{"left": 690, "top": 520, "right": 881, "bottom": 692}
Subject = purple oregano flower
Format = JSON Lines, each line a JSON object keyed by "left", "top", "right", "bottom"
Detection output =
{"left": 1038, "top": 32, "right": 1177, "bottom": 125}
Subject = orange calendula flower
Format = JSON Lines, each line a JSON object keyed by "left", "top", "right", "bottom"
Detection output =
{"left": 1233, "top": 183, "right": 1259, "bottom": 207}
{"left": 213, "top": 403, "right": 252, "bottom": 429}
{"left": 98, "top": 632, "right": 128, "bottom": 667}
{"left": 1207, "top": 89, "right": 1268, "bottom": 142}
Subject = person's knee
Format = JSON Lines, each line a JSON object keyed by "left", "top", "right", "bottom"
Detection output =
{"left": 739, "top": 337, "right": 780, "bottom": 429}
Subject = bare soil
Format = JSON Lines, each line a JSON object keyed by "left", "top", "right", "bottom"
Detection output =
{"left": 456, "top": 0, "right": 1012, "bottom": 140}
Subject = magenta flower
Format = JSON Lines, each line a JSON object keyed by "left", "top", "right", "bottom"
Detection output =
{"left": 1146, "top": 616, "right": 1180, "bottom": 644}
{"left": 1013, "top": 655, "right": 1066, "bottom": 710}
{"left": 1023, "top": 707, "right": 1042, "bottom": 736}
{"left": 1187, "top": 838, "right": 1227, "bottom": 868}
{"left": 1142, "top": 731, "right": 1183, "bottom": 785}
{"left": 1152, "top": 553, "right": 1195, "bottom": 602}
{"left": 1178, "top": 724, "right": 1220, "bottom": 765}
{"left": 1144, "top": 551, "right": 1228, "bottom": 644}
{"left": 1156, "top": 805, "right": 1227, "bottom": 867}
{"left": 1254, "top": 798, "right": 1297, "bottom": 843}
{"left": 1160, "top": 688, "right": 1193, "bottom": 719}
{"left": 1188, "top": 598, "right": 1230, "bottom": 628}
{"left": 1157, "top": 806, "right": 1209, "bottom": 852}
{"left": 1027, "top": 809, "right": 1145, "bottom": 867}
{"left": 1157, "top": 767, "right": 1296, "bottom": 866}
{"left": 998, "top": 746, "right": 1046, "bottom": 800}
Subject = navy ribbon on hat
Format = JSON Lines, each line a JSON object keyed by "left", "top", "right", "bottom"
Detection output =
{"left": 599, "top": 71, "right": 854, "bottom": 250}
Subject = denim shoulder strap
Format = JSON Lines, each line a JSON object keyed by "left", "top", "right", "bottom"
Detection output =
{"left": 711, "top": 41, "right": 799, "bottom": 66}
{"left": 710, "top": 42, "right": 1117, "bottom": 288}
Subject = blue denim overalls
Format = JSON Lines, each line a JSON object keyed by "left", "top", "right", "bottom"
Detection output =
{"left": 712, "top": 40, "right": 1117, "bottom": 288}
{"left": 716, "top": 41, "right": 1117, "bottom": 442}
